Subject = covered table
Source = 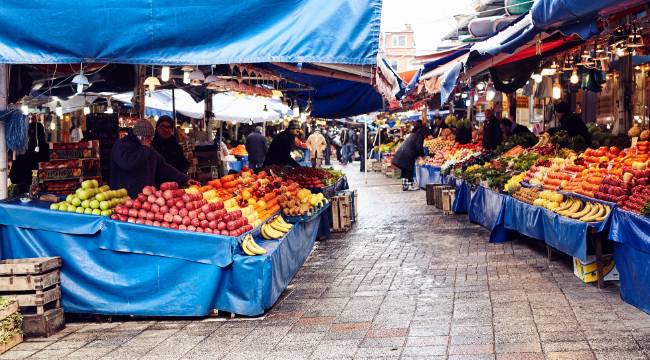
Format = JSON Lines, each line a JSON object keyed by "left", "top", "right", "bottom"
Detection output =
{"left": 468, "top": 185, "right": 509, "bottom": 242}
{"left": 415, "top": 164, "right": 443, "bottom": 189}
{"left": 0, "top": 199, "right": 322, "bottom": 317}
{"left": 452, "top": 179, "right": 474, "bottom": 214}
{"left": 610, "top": 208, "right": 650, "bottom": 314}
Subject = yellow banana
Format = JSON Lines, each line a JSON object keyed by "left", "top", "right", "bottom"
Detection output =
{"left": 580, "top": 203, "right": 602, "bottom": 222}
{"left": 263, "top": 224, "right": 284, "bottom": 239}
{"left": 571, "top": 202, "right": 592, "bottom": 219}
{"left": 241, "top": 237, "right": 257, "bottom": 256}
{"left": 276, "top": 217, "right": 291, "bottom": 227}
{"left": 260, "top": 225, "right": 273, "bottom": 240}
{"left": 555, "top": 199, "right": 574, "bottom": 213}
{"left": 245, "top": 235, "right": 267, "bottom": 255}
{"left": 593, "top": 205, "right": 611, "bottom": 222}
{"left": 270, "top": 219, "right": 290, "bottom": 233}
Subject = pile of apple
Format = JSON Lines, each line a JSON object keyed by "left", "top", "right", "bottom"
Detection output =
{"left": 50, "top": 179, "right": 128, "bottom": 216}
{"left": 111, "top": 182, "right": 253, "bottom": 236}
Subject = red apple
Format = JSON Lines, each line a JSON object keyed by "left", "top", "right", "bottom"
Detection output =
{"left": 151, "top": 204, "right": 160, "bottom": 213}
{"left": 182, "top": 216, "right": 192, "bottom": 226}
{"left": 163, "top": 213, "right": 173, "bottom": 223}
{"left": 201, "top": 204, "right": 211, "bottom": 213}
{"left": 111, "top": 214, "right": 119, "bottom": 220}
{"left": 185, "top": 202, "right": 196, "bottom": 211}
{"left": 174, "top": 189, "right": 185, "bottom": 198}
{"left": 206, "top": 212, "right": 216, "bottom": 221}
{"left": 142, "top": 201, "right": 152, "bottom": 211}
{"left": 217, "top": 221, "right": 226, "bottom": 230}
{"left": 188, "top": 210, "right": 198, "bottom": 219}
{"left": 132, "top": 200, "right": 142, "bottom": 209}
{"left": 195, "top": 227, "right": 204, "bottom": 233}
{"left": 137, "top": 194, "right": 146, "bottom": 203}
{"left": 191, "top": 218, "right": 201, "bottom": 227}
{"left": 127, "top": 217, "right": 136, "bottom": 223}
{"left": 160, "top": 182, "right": 179, "bottom": 191}
{"left": 159, "top": 205, "right": 169, "bottom": 214}
{"left": 163, "top": 190, "right": 174, "bottom": 200}
{"left": 142, "top": 186, "right": 154, "bottom": 196}
{"left": 166, "top": 199, "right": 176, "bottom": 207}
{"left": 147, "top": 194, "right": 156, "bottom": 204}
{"left": 146, "top": 212, "right": 155, "bottom": 221}
{"left": 208, "top": 220, "right": 218, "bottom": 229}
{"left": 173, "top": 214, "right": 182, "bottom": 224}
{"left": 214, "top": 201, "right": 224, "bottom": 210}
{"left": 187, "top": 225, "right": 196, "bottom": 231}
{"left": 128, "top": 208, "right": 138, "bottom": 218}
{"left": 175, "top": 200, "right": 185, "bottom": 209}
{"left": 179, "top": 208, "right": 189, "bottom": 217}
{"left": 135, "top": 218, "right": 144, "bottom": 224}
{"left": 153, "top": 220, "right": 161, "bottom": 227}
{"left": 161, "top": 222, "right": 170, "bottom": 228}
{"left": 223, "top": 213, "right": 232, "bottom": 222}
{"left": 200, "top": 219, "right": 209, "bottom": 228}
{"left": 155, "top": 197, "right": 166, "bottom": 206}
{"left": 229, "top": 230, "right": 238, "bottom": 237}
{"left": 227, "top": 220, "right": 237, "bottom": 231}
{"left": 208, "top": 203, "right": 217, "bottom": 211}
{"left": 169, "top": 207, "right": 179, "bottom": 216}
{"left": 154, "top": 213, "right": 164, "bottom": 222}
{"left": 204, "top": 228, "right": 213, "bottom": 234}
{"left": 220, "top": 230, "right": 229, "bottom": 236}
{"left": 145, "top": 220, "right": 153, "bottom": 226}
{"left": 119, "top": 215, "right": 128, "bottom": 222}
{"left": 198, "top": 212, "right": 206, "bottom": 221}
{"left": 155, "top": 190, "right": 162, "bottom": 197}
{"left": 170, "top": 223, "right": 179, "bottom": 230}
{"left": 179, "top": 224, "right": 187, "bottom": 231}
{"left": 182, "top": 194, "right": 191, "bottom": 203}
{"left": 138, "top": 209, "right": 148, "bottom": 219}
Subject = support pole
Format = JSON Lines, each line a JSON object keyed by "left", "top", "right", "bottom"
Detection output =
{"left": 364, "top": 120, "right": 368, "bottom": 184}
{"left": 0, "top": 64, "right": 8, "bottom": 200}
{"left": 172, "top": 88, "right": 177, "bottom": 128}
{"left": 133, "top": 65, "right": 146, "bottom": 118}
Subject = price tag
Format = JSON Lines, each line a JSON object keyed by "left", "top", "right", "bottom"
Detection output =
{"left": 632, "top": 137, "right": 639, "bottom": 148}
{"left": 34, "top": 146, "right": 39, "bottom": 153}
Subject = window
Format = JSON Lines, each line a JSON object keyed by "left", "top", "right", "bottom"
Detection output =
{"left": 389, "top": 60, "right": 399, "bottom": 71}
{"left": 391, "top": 35, "right": 406, "bottom": 48}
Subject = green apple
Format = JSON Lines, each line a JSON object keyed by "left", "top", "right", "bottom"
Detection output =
{"left": 50, "top": 203, "right": 59, "bottom": 210}
{"left": 99, "top": 185, "right": 110, "bottom": 192}
{"left": 92, "top": 209, "right": 101, "bottom": 216}
{"left": 84, "top": 208, "right": 93, "bottom": 215}
{"left": 76, "top": 207, "right": 85, "bottom": 213}
{"left": 66, "top": 195, "right": 74, "bottom": 203}
{"left": 81, "top": 180, "right": 94, "bottom": 189}
{"left": 81, "top": 200, "right": 90, "bottom": 208}
{"left": 71, "top": 197, "right": 82, "bottom": 206}
{"left": 119, "top": 189, "right": 128, "bottom": 197}
{"left": 95, "top": 193, "right": 105, "bottom": 202}
{"left": 75, "top": 188, "right": 84, "bottom": 195}
{"left": 91, "top": 179, "right": 99, "bottom": 188}
{"left": 99, "top": 201, "right": 109, "bottom": 210}
{"left": 100, "top": 210, "right": 112, "bottom": 216}
{"left": 90, "top": 200, "right": 100, "bottom": 209}
{"left": 66, "top": 204, "right": 76, "bottom": 212}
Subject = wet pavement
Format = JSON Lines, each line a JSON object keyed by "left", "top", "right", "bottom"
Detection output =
{"left": 3, "top": 164, "right": 650, "bottom": 360}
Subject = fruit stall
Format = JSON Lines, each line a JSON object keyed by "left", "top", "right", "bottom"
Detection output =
{"left": 412, "top": 130, "right": 650, "bottom": 314}
{"left": 0, "top": 169, "right": 338, "bottom": 317}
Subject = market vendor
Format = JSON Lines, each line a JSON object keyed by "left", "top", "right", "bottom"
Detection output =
{"left": 391, "top": 121, "right": 430, "bottom": 191}
{"left": 263, "top": 120, "right": 302, "bottom": 168}
{"left": 482, "top": 109, "right": 502, "bottom": 150}
{"left": 152, "top": 115, "right": 190, "bottom": 174}
{"left": 549, "top": 101, "right": 591, "bottom": 145}
{"left": 431, "top": 116, "right": 447, "bottom": 138}
{"left": 500, "top": 118, "right": 538, "bottom": 147}
{"left": 110, "top": 119, "right": 198, "bottom": 198}
{"left": 245, "top": 126, "right": 267, "bottom": 169}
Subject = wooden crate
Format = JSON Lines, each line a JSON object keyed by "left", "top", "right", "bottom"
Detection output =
{"left": 330, "top": 191, "right": 357, "bottom": 233}
{"left": 0, "top": 333, "right": 23, "bottom": 355}
{"left": 425, "top": 184, "right": 446, "bottom": 206}
{"left": 12, "top": 286, "right": 61, "bottom": 314}
{"left": 0, "top": 270, "right": 60, "bottom": 292}
{"left": 0, "top": 257, "right": 61, "bottom": 276}
{"left": 0, "top": 299, "right": 19, "bottom": 321}
{"left": 22, "top": 307, "right": 65, "bottom": 338}
{"left": 442, "top": 189, "right": 455, "bottom": 215}
{"left": 433, "top": 186, "right": 453, "bottom": 209}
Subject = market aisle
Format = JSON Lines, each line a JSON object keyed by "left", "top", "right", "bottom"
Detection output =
{"left": 4, "top": 166, "right": 650, "bottom": 360}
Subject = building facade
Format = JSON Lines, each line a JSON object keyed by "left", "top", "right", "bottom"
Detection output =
{"left": 380, "top": 24, "right": 417, "bottom": 73}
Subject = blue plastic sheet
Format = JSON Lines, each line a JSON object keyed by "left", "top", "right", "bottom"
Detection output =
{"left": 0, "top": 199, "right": 104, "bottom": 235}
{"left": 610, "top": 208, "right": 650, "bottom": 314}
{"left": 452, "top": 180, "right": 472, "bottom": 214}
{"left": 212, "top": 215, "right": 321, "bottom": 316}
{"left": 0, "top": 0, "right": 382, "bottom": 65}
{"left": 416, "top": 165, "right": 443, "bottom": 189}
{"left": 468, "top": 186, "right": 508, "bottom": 243}
{"left": 503, "top": 197, "right": 611, "bottom": 261}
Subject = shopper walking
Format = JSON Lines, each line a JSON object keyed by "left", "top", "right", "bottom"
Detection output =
{"left": 340, "top": 126, "right": 356, "bottom": 165}
{"left": 152, "top": 116, "right": 190, "bottom": 174}
{"left": 245, "top": 126, "right": 267, "bottom": 169}
{"left": 391, "top": 122, "right": 430, "bottom": 191}
{"left": 306, "top": 128, "right": 327, "bottom": 167}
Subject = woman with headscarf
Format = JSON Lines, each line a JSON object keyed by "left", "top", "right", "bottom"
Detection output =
{"left": 152, "top": 115, "right": 190, "bottom": 174}
{"left": 9, "top": 119, "right": 50, "bottom": 194}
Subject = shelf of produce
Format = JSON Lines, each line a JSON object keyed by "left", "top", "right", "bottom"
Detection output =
{"left": 212, "top": 213, "right": 322, "bottom": 316}
{"left": 609, "top": 208, "right": 650, "bottom": 314}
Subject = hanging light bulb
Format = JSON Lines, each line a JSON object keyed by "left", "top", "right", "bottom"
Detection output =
{"left": 184, "top": 127, "right": 190, "bottom": 134}
{"left": 552, "top": 78, "right": 562, "bottom": 99}
{"left": 50, "top": 120, "right": 56, "bottom": 131}
{"left": 20, "top": 104, "right": 29, "bottom": 115}
{"left": 476, "top": 82, "right": 486, "bottom": 91}
{"left": 531, "top": 73, "right": 543, "bottom": 84}
{"left": 570, "top": 69, "right": 579, "bottom": 84}
{"left": 55, "top": 101, "right": 63, "bottom": 117}
{"left": 485, "top": 88, "right": 496, "bottom": 101}
{"left": 292, "top": 105, "right": 300, "bottom": 118}
{"left": 181, "top": 66, "right": 194, "bottom": 84}
{"left": 104, "top": 98, "right": 113, "bottom": 114}
{"left": 248, "top": 119, "right": 253, "bottom": 125}
{"left": 161, "top": 66, "right": 170, "bottom": 82}
{"left": 72, "top": 65, "right": 89, "bottom": 94}
{"left": 83, "top": 102, "right": 90, "bottom": 115}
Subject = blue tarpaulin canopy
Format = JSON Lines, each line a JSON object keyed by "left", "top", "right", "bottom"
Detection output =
{"left": 0, "top": 0, "right": 382, "bottom": 65}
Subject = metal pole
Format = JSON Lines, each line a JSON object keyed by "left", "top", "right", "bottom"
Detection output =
{"left": 171, "top": 87, "right": 177, "bottom": 128}
{"left": 364, "top": 120, "right": 368, "bottom": 184}
{"left": 0, "top": 64, "right": 8, "bottom": 200}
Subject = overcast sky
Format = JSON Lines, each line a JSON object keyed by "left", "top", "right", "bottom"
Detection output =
{"left": 380, "top": 0, "right": 476, "bottom": 53}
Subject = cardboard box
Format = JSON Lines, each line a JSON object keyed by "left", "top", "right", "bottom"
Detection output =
{"left": 573, "top": 255, "right": 619, "bottom": 283}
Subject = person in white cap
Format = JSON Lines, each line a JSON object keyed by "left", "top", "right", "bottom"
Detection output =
{"left": 109, "top": 119, "right": 198, "bottom": 198}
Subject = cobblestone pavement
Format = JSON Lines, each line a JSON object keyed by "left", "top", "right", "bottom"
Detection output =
{"left": 4, "top": 165, "right": 650, "bottom": 360}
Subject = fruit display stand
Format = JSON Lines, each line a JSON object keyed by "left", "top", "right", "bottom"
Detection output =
{"left": 0, "top": 198, "right": 326, "bottom": 317}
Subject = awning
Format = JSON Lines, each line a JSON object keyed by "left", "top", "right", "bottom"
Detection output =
{"left": 0, "top": 0, "right": 382, "bottom": 65}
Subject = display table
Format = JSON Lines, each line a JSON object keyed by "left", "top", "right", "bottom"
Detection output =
{"left": 468, "top": 186, "right": 509, "bottom": 243}
{"left": 0, "top": 199, "right": 322, "bottom": 317}
{"left": 415, "top": 164, "right": 443, "bottom": 189}
{"left": 451, "top": 179, "right": 474, "bottom": 214}
{"left": 503, "top": 196, "right": 612, "bottom": 262}
{"left": 610, "top": 208, "right": 650, "bottom": 314}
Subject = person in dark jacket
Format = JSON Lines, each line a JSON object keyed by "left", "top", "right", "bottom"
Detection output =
{"left": 391, "top": 123, "right": 430, "bottom": 191}
{"left": 152, "top": 116, "right": 190, "bottom": 174}
{"left": 550, "top": 101, "right": 592, "bottom": 145}
{"left": 263, "top": 120, "right": 301, "bottom": 168}
{"left": 9, "top": 120, "right": 50, "bottom": 194}
{"left": 245, "top": 126, "right": 267, "bottom": 169}
{"left": 500, "top": 118, "right": 538, "bottom": 147}
{"left": 482, "top": 109, "right": 502, "bottom": 150}
{"left": 110, "top": 119, "right": 197, "bottom": 198}
{"left": 431, "top": 116, "right": 448, "bottom": 138}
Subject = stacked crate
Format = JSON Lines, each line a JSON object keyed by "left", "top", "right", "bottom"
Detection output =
{"left": 0, "top": 297, "right": 22, "bottom": 354}
{"left": 0, "top": 258, "right": 65, "bottom": 338}
{"left": 39, "top": 141, "right": 101, "bottom": 195}
{"left": 330, "top": 190, "right": 358, "bottom": 232}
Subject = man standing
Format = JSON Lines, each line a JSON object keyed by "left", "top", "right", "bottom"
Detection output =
{"left": 306, "top": 128, "right": 327, "bottom": 167}
{"left": 263, "top": 120, "right": 301, "bottom": 168}
{"left": 245, "top": 126, "right": 267, "bottom": 169}
{"left": 340, "top": 126, "right": 356, "bottom": 165}
{"left": 152, "top": 115, "right": 190, "bottom": 174}
{"left": 482, "top": 109, "right": 502, "bottom": 150}
{"left": 110, "top": 119, "right": 197, "bottom": 198}
{"left": 551, "top": 101, "right": 591, "bottom": 145}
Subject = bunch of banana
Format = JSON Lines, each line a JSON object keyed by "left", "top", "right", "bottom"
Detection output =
{"left": 554, "top": 198, "right": 583, "bottom": 216}
{"left": 308, "top": 193, "right": 327, "bottom": 207}
{"left": 577, "top": 202, "right": 611, "bottom": 222}
{"left": 261, "top": 216, "right": 292, "bottom": 239}
{"left": 241, "top": 234, "right": 267, "bottom": 256}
